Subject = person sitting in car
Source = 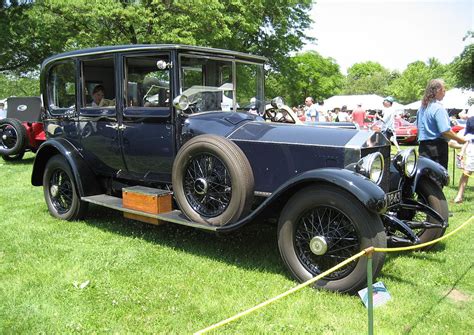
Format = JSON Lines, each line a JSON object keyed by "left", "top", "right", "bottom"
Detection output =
{"left": 91, "top": 85, "right": 115, "bottom": 107}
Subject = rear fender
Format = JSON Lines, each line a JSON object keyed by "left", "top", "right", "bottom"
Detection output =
{"left": 31, "top": 139, "right": 101, "bottom": 196}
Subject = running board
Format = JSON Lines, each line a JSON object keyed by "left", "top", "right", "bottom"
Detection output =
{"left": 81, "top": 194, "right": 218, "bottom": 231}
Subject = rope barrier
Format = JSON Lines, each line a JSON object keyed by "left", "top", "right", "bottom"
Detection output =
{"left": 194, "top": 215, "right": 473, "bottom": 334}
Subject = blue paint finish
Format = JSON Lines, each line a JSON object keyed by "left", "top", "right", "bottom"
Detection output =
{"left": 229, "top": 121, "right": 358, "bottom": 146}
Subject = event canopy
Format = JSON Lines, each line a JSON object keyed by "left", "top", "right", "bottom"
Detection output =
{"left": 323, "top": 94, "right": 405, "bottom": 111}
{"left": 405, "top": 88, "right": 473, "bottom": 110}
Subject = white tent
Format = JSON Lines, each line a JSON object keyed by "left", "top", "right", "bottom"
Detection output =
{"left": 323, "top": 94, "right": 405, "bottom": 111}
{"left": 405, "top": 88, "right": 473, "bottom": 110}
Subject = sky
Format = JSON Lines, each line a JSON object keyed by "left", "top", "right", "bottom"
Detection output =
{"left": 304, "top": 0, "right": 473, "bottom": 73}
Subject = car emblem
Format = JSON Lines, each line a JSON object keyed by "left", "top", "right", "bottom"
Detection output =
{"left": 17, "top": 105, "right": 28, "bottom": 112}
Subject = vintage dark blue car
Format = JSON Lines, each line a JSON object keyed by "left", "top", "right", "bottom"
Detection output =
{"left": 32, "top": 45, "right": 449, "bottom": 293}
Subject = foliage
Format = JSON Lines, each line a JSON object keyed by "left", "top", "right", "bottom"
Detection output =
{"left": 0, "top": 0, "right": 314, "bottom": 73}
{"left": 266, "top": 51, "right": 344, "bottom": 106}
{"left": 0, "top": 73, "right": 39, "bottom": 98}
{"left": 342, "top": 61, "right": 395, "bottom": 96}
{"left": 0, "top": 151, "right": 472, "bottom": 333}
{"left": 388, "top": 58, "right": 453, "bottom": 104}
{"left": 450, "top": 31, "right": 474, "bottom": 89}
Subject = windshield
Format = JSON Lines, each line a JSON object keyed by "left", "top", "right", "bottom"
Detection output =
{"left": 180, "top": 55, "right": 264, "bottom": 114}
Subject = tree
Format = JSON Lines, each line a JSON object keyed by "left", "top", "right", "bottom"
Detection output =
{"left": 342, "top": 61, "right": 394, "bottom": 96}
{"left": 388, "top": 58, "right": 452, "bottom": 104}
{"left": 0, "top": 0, "right": 314, "bottom": 74}
{"left": 266, "top": 51, "right": 344, "bottom": 107}
{"left": 450, "top": 31, "right": 474, "bottom": 89}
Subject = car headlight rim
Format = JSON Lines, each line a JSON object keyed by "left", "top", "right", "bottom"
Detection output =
{"left": 357, "top": 152, "right": 384, "bottom": 185}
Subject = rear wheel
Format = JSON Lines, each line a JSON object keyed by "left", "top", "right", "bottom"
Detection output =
{"left": 0, "top": 118, "right": 27, "bottom": 156}
{"left": 278, "top": 185, "right": 386, "bottom": 293}
{"left": 43, "top": 155, "right": 88, "bottom": 220}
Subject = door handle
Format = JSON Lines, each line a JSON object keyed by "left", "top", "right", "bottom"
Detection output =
{"left": 106, "top": 124, "right": 119, "bottom": 129}
{"left": 118, "top": 125, "right": 127, "bottom": 130}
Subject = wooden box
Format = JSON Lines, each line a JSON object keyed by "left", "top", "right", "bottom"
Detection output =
{"left": 122, "top": 186, "right": 172, "bottom": 225}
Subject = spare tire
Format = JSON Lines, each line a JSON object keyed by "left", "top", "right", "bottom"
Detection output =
{"left": 0, "top": 118, "right": 27, "bottom": 156}
{"left": 172, "top": 135, "right": 254, "bottom": 226}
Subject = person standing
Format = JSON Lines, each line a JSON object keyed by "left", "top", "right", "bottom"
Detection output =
{"left": 378, "top": 96, "right": 400, "bottom": 151}
{"left": 417, "top": 79, "right": 465, "bottom": 169}
{"left": 454, "top": 116, "right": 474, "bottom": 203}
{"left": 351, "top": 103, "right": 366, "bottom": 127}
{"left": 304, "top": 97, "right": 318, "bottom": 122}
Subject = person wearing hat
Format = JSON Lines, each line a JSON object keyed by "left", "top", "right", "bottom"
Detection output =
{"left": 417, "top": 79, "right": 465, "bottom": 169}
{"left": 377, "top": 96, "right": 400, "bottom": 151}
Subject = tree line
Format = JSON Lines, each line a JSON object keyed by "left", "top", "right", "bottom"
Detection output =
{"left": 1, "top": 0, "right": 472, "bottom": 106}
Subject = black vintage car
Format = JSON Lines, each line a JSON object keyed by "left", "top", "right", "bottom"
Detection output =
{"left": 32, "top": 45, "right": 449, "bottom": 293}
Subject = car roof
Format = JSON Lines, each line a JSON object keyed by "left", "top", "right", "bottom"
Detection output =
{"left": 42, "top": 44, "right": 268, "bottom": 68}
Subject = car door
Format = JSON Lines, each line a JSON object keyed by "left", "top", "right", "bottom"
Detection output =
{"left": 78, "top": 55, "right": 126, "bottom": 175}
{"left": 119, "top": 53, "right": 175, "bottom": 183}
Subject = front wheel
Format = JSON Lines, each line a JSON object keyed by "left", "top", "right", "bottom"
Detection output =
{"left": 410, "top": 178, "right": 448, "bottom": 248}
{"left": 278, "top": 185, "right": 386, "bottom": 293}
{"left": 43, "top": 155, "right": 88, "bottom": 220}
{"left": 2, "top": 151, "right": 25, "bottom": 161}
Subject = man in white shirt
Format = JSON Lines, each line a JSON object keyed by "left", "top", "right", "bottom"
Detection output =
{"left": 304, "top": 97, "right": 318, "bottom": 122}
{"left": 378, "top": 96, "right": 400, "bottom": 151}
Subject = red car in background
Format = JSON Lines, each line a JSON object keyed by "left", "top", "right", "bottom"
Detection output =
{"left": 395, "top": 118, "right": 418, "bottom": 144}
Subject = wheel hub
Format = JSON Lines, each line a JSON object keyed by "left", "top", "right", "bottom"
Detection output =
{"left": 50, "top": 184, "right": 59, "bottom": 198}
{"left": 310, "top": 236, "right": 328, "bottom": 255}
{"left": 194, "top": 178, "right": 208, "bottom": 195}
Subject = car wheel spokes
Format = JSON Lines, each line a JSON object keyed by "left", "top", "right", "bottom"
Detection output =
{"left": 49, "top": 169, "right": 73, "bottom": 214}
{"left": 184, "top": 153, "right": 231, "bottom": 217}
{"left": 295, "top": 206, "right": 360, "bottom": 280}
{"left": 0, "top": 125, "right": 17, "bottom": 149}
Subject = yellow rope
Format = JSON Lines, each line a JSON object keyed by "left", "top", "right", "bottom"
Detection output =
{"left": 194, "top": 215, "right": 473, "bottom": 334}
{"left": 194, "top": 249, "right": 368, "bottom": 335}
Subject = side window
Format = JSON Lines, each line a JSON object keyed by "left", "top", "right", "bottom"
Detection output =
{"left": 47, "top": 61, "right": 76, "bottom": 114}
{"left": 125, "top": 56, "right": 170, "bottom": 108}
{"left": 81, "top": 58, "right": 115, "bottom": 108}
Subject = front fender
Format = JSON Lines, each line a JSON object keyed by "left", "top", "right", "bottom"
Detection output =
{"left": 31, "top": 138, "right": 101, "bottom": 196}
{"left": 216, "top": 168, "right": 387, "bottom": 232}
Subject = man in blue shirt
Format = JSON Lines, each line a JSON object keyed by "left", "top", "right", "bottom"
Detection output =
{"left": 417, "top": 79, "right": 465, "bottom": 168}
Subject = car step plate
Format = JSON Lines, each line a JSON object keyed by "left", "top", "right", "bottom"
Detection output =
{"left": 81, "top": 194, "right": 218, "bottom": 231}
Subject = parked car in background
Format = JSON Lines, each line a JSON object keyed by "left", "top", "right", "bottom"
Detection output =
{"left": 31, "top": 45, "right": 450, "bottom": 294}
{"left": 0, "top": 97, "right": 46, "bottom": 161}
{"left": 395, "top": 118, "right": 418, "bottom": 144}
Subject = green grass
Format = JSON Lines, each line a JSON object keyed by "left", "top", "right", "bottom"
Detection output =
{"left": 0, "top": 151, "right": 472, "bottom": 334}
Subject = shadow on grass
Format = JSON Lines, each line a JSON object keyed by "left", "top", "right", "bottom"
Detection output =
{"left": 402, "top": 262, "right": 474, "bottom": 334}
{"left": 1, "top": 156, "right": 35, "bottom": 165}
{"left": 82, "top": 204, "right": 284, "bottom": 275}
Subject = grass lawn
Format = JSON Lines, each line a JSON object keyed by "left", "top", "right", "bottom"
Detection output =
{"left": 0, "top": 150, "right": 472, "bottom": 334}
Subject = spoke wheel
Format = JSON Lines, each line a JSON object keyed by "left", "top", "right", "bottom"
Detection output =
{"left": 0, "top": 118, "right": 27, "bottom": 156}
{"left": 295, "top": 206, "right": 360, "bottom": 280}
{"left": 183, "top": 153, "right": 231, "bottom": 218}
{"left": 278, "top": 185, "right": 386, "bottom": 293}
{"left": 398, "top": 178, "right": 448, "bottom": 249}
{"left": 173, "top": 135, "right": 254, "bottom": 226}
{"left": 43, "top": 155, "right": 88, "bottom": 220}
